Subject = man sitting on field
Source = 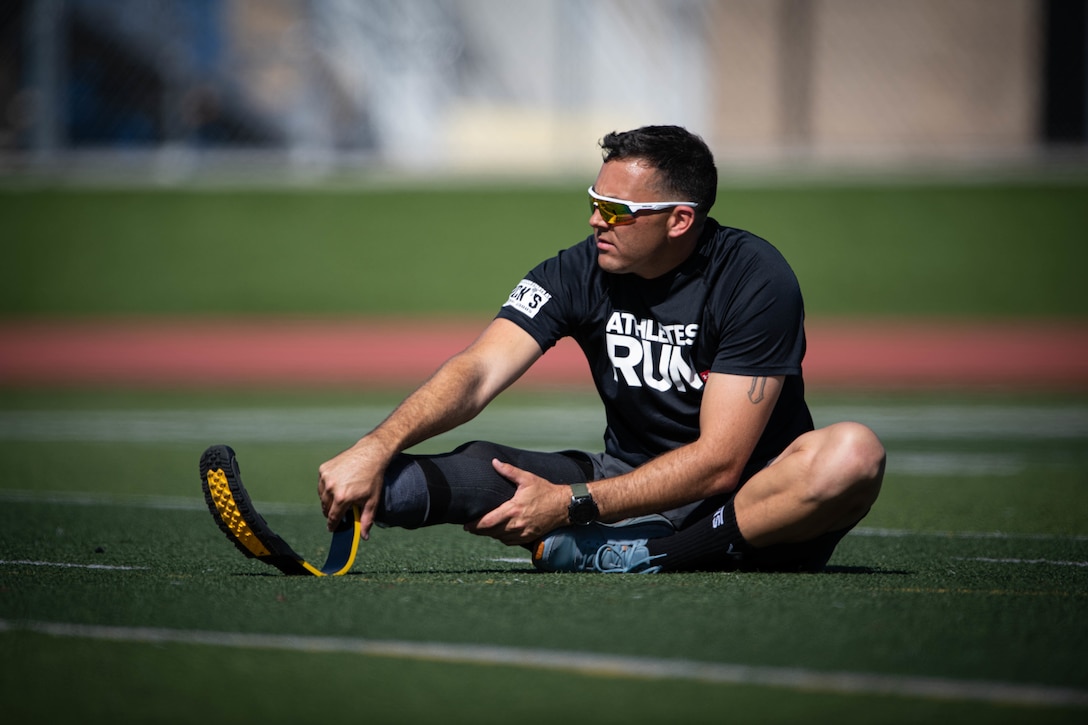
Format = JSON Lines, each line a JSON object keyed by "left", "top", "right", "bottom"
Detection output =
{"left": 317, "top": 125, "right": 885, "bottom": 573}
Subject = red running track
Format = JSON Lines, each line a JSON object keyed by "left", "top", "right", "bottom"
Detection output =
{"left": 1, "top": 317, "right": 1086, "bottom": 390}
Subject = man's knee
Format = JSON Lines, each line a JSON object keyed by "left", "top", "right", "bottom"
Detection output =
{"left": 809, "top": 421, "right": 885, "bottom": 509}
{"left": 833, "top": 421, "right": 886, "bottom": 484}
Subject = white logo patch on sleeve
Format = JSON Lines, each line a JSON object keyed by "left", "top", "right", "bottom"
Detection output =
{"left": 503, "top": 279, "right": 552, "bottom": 318}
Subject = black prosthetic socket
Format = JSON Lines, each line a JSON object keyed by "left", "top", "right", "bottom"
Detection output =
{"left": 374, "top": 455, "right": 431, "bottom": 528}
{"left": 377, "top": 441, "right": 594, "bottom": 529}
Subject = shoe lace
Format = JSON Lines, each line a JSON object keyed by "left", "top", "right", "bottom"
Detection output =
{"left": 593, "top": 540, "right": 663, "bottom": 573}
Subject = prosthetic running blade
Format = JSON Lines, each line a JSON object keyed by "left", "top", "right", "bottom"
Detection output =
{"left": 200, "top": 444, "right": 360, "bottom": 576}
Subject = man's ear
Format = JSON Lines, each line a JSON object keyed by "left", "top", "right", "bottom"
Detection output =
{"left": 666, "top": 205, "right": 698, "bottom": 238}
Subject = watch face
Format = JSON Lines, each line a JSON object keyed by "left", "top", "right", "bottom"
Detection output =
{"left": 569, "top": 496, "right": 598, "bottom": 525}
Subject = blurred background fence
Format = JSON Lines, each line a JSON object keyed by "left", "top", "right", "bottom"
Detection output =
{"left": 1, "top": 0, "right": 1086, "bottom": 181}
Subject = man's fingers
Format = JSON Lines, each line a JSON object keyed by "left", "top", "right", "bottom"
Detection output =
{"left": 359, "top": 500, "right": 378, "bottom": 541}
{"left": 472, "top": 502, "right": 509, "bottom": 532}
{"left": 326, "top": 503, "right": 344, "bottom": 532}
{"left": 491, "top": 458, "right": 515, "bottom": 479}
{"left": 492, "top": 458, "right": 538, "bottom": 486}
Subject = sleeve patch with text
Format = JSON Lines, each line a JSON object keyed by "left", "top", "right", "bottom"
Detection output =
{"left": 502, "top": 279, "right": 552, "bottom": 318}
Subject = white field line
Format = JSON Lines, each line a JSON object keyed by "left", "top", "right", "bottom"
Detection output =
{"left": 8, "top": 552, "right": 1084, "bottom": 573}
{"left": 0, "top": 404, "right": 1083, "bottom": 483}
{"left": 4, "top": 552, "right": 1086, "bottom": 573}
{"left": 1, "top": 619, "right": 1085, "bottom": 709}
{"left": 1, "top": 403, "right": 1086, "bottom": 444}
{"left": 3, "top": 489, "right": 1086, "bottom": 544}
{"left": 952, "top": 556, "right": 1088, "bottom": 568}
{"left": 0, "top": 489, "right": 308, "bottom": 514}
{"left": 851, "top": 526, "right": 1088, "bottom": 543}
{"left": 0, "top": 560, "right": 147, "bottom": 571}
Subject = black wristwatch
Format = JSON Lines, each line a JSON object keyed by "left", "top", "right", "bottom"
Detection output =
{"left": 567, "top": 482, "right": 599, "bottom": 525}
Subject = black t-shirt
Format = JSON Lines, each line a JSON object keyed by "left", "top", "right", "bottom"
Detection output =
{"left": 496, "top": 219, "right": 814, "bottom": 471}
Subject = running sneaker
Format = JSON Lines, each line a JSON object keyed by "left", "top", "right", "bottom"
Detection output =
{"left": 593, "top": 540, "right": 665, "bottom": 574}
{"left": 531, "top": 516, "right": 673, "bottom": 573}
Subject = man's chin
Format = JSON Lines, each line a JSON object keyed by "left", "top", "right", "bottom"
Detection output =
{"left": 595, "top": 251, "right": 627, "bottom": 274}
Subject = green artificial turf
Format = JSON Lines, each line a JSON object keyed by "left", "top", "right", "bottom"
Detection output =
{"left": 1, "top": 389, "right": 1085, "bottom": 723}
{"left": 3, "top": 179, "right": 1086, "bottom": 318}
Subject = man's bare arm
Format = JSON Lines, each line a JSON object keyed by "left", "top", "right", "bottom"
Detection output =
{"left": 475, "top": 373, "right": 783, "bottom": 544}
{"left": 368, "top": 320, "right": 541, "bottom": 451}
{"left": 591, "top": 373, "right": 783, "bottom": 520}
{"left": 318, "top": 318, "right": 542, "bottom": 535}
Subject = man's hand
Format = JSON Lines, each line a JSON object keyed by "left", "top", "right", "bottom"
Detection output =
{"left": 317, "top": 438, "right": 390, "bottom": 539}
{"left": 467, "top": 459, "right": 570, "bottom": 545}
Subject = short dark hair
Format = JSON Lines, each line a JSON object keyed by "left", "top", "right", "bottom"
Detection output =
{"left": 599, "top": 125, "right": 717, "bottom": 214}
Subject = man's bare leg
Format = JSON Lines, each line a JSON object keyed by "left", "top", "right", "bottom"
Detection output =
{"left": 735, "top": 421, "right": 886, "bottom": 547}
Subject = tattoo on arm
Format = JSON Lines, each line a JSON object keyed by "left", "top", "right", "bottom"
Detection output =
{"left": 748, "top": 376, "right": 767, "bottom": 404}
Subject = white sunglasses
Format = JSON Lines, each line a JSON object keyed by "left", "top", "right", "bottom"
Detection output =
{"left": 588, "top": 186, "right": 698, "bottom": 225}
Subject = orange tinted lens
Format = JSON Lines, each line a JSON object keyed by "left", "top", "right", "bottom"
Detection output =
{"left": 590, "top": 198, "right": 635, "bottom": 225}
